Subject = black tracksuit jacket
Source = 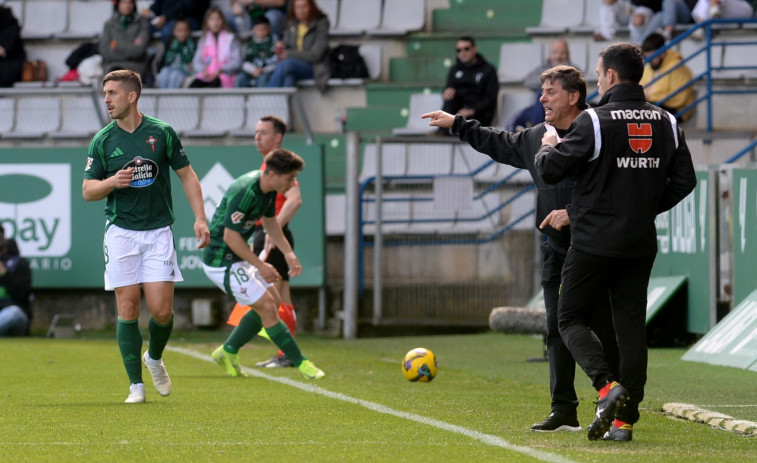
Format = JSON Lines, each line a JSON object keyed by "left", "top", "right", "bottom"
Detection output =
{"left": 535, "top": 84, "right": 697, "bottom": 258}
{"left": 452, "top": 115, "right": 574, "bottom": 252}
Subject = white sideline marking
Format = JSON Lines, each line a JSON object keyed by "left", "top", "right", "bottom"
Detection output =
{"left": 169, "top": 346, "right": 578, "bottom": 463}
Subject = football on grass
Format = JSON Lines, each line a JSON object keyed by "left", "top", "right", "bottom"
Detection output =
{"left": 402, "top": 347, "right": 438, "bottom": 382}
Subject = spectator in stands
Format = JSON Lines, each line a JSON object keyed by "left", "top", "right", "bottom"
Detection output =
{"left": 507, "top": 39, "right": 578, "bottom": 132}
{"left": 100, "top": 0, "right": 151, "bottom": 78}
{"left": 0, "top": 225, "right": 33, "bottom": 337}
{"left": 640, "top": 32, "right": 696, "bottom": 121}
{"left": 659, "top": 0, "right": 696, "bottom": 41}
{"left": 236, "top": 16, "right": 278, "bottom": 87}
{"left": 156, "top": 19, "right": 197, "bottom": 88}
{"left": 214, "top": 0, "right": 290, "bottom": 37}
{"left": 0, "top": 2, "right": 26, "bottom": 87}
{"left": 189, "top": 6, "right": 242, "bottom": 88}
{"left": 439, "top": 36, "right": 498, "bottom": 131}
{"left": 265, "top": 0, "right": 330, "bottom": 91}
{"left": 147, "top": 0, "right": 210, "bottom": 46}
{"left": 594, "top": 0, "right": 664, "bottom": 44}
{"left": 691, "top": 0, "right": 754, "bottom": 23}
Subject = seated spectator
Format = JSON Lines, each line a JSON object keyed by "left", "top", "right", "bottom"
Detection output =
{"left": 0, "top": 2, "right": 26, "bottom": 87}
{"left": 0, "top": 225, "right": 32, "bottom": 337}
{"left": 236, "top": 16, "right": 278, "bottom": 87}
{"left": 100, "top": 0, "right": 151, "bottom": 78}
{"left": 691, "top": 0, "right": 754, "bottom": 22}
{"left": 660, "top": 0, "right": 696, "bottom": 40}
{"left": 594, "top": 0, "right": 664, "bottom": 44}
{"left": 640, "top": 32, "right": 695, "bottom": 121}
{"left": 439, "top": 36, "right": 498, "bottom": 130}
{"left": 189, "top": 5, "right": 241, "bottom": 88}
{"left": 265, "top": 0, "right": 329, "bottom": 91}
{"left": 214, "top": 0, "right": 289, "bottom": 37}
{"left": 156, "top": 19, "right": 197, "bottom": 88}
{"left": 147, "top": 0, "right": 210, "bottom": 45}
{"left": 507, "top": 38, "right": 578, "bottom": 131}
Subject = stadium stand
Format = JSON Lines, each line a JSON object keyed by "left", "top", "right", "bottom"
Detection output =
{"left": 58, "top": 0, "right": 114, "bottom": 40}
{"left": 367, "top": 0, "right": 426, "bottom": 36}
{"left": 193, "top": 94, "right": 247, "bottom": 138}
{"left": 391, "top": 93, "right": 442, "bottom": 136}
{"left": 50, "top": 94, "right": 103, "bottom": 139}
{"left": 3, "top": 96, "right": 61, "bottom": 139}
{"left": 525, "top": 0, "right": 584, "bottom": 35}
{"left": 315, "top": 0, "right": 339, "bottom": 27}
{"left": 20, "top": 0, "right": 68, "bottom": 40}
{"left": 498, "top": 42, "right": 543, "bottom": 84}
{"left": 330, "top": 0, "right": 382, "bottom": 36}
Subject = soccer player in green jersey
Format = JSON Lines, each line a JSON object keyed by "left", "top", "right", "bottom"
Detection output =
{"left": 203, "top": 148, "right": 324, "bottom": 380}
{"left": 82, "top": 70, "right": 211, "bottom": 403}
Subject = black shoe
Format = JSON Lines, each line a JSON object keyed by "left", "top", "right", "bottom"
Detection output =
{"left": 255, "top": 353, "right": 294, "bottom": 368}
{"left": 587, "top": 382, "right": 629, "bottom": 441}
{"left": 602, "top": 423, "right": 633, "bottom": 442}
{"left": 530, "top": 411, "right": 582, "bottom": 432}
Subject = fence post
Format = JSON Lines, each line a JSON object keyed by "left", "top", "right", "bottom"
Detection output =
{"left": 342, "top": 131, "right": 360, "bottom": 339}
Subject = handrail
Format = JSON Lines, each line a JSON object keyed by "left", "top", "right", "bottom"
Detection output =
{"left": 585, "top": 18, "right": 757, "bottom": 162}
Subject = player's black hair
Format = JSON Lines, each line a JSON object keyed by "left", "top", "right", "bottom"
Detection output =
{"left": 541, "top": 65, "right": 587, "bottom": 110}
{"left": 264, "top": 149, "right": 304, "bottom": 174}
{"left": 641, "top": 32, "right": 666, "bottom": 53}
{"left": 259, "top": 115, "right": 287, "bottom": 136}
{"left": 599, "top": 42, "right": 644, "bottom": 84}
{"left": 458, "top": 36, "right": 476, "bottom": 47}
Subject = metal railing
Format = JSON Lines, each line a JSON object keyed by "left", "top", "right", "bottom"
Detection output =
{"left": 588, "top": 18, "right": 757, "bottom": 163}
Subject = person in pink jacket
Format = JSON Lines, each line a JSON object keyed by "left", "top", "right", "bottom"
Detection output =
{"left": 189, "top": 5, "right": 241, "bottom": 88}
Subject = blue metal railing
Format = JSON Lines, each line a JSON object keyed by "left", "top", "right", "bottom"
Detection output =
{"left": 587, "top": 18, "right": 757, "bottom": 163}
{"left": 356, "top": 154, "right": 536, "bottom": 295}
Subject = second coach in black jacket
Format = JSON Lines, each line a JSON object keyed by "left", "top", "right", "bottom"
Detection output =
{"left": 535, "top": 43, "right": 696, "bottom": 442}
{"left": 423, "top": 65, "right": 618, "bottom": 433}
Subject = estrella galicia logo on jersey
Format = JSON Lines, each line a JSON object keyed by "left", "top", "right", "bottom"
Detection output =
{"left": 230, "top": 211, "right": 245, "bottom": 224}
{"left": 124, "top": 156, "right": 159, "bottom": 188}
{"left": 85, "top": 157, "right": 93, "bottom": 171}
{"left": 146, "top": 135, "right": 158, "bottom": 152}
{"left": 627, "top": 123, "right": 653, "bottom": 154}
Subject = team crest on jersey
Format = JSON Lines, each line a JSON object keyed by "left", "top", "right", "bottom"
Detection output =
{"left": 146, "top": 135, "right": 158, "bottom": 152}
{"left": 124, "top": 156, "right": 159, "bottom": 188}
{"left": 231, "top": 211, "right": 245, "bottom": 224}
{"left": 243, "top": 219, "right": 255, "bottom": 230}
{"left": 627, "top": 123, "right": 653, "bottom": 154}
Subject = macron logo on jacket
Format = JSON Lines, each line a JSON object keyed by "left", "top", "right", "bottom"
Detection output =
{"left": 586, "top": 107, "right": 678, "bottom": 169}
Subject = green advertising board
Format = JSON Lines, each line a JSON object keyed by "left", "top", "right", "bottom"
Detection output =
{"left": 651, "top": 169, "right": 716, "bottom": 334}
{"left": 0, "top": 144, "right": 325, "bottom": 289}
{"left": 682, "top": 289, "right": 757, "bottom": 370}
{"left": 731, "top": 168, "right": 757, "bottom": 306}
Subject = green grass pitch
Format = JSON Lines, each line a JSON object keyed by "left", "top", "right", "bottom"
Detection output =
{"left": 1, "top": 332, "right": 754, "bottom": 462}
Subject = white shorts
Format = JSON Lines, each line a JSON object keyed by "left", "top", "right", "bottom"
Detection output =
{"left": 202, "top": 261, "right": 272, "bottom": 307}
{"left": 103, "top": 223, "right": 183, "bottom": 290}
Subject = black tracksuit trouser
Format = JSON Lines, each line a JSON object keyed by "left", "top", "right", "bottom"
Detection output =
{"left": 558, "top": 247, "right": 655, "bottom": 425}
{"left": 541, "top": 240, "right": 619, "bottom": 417}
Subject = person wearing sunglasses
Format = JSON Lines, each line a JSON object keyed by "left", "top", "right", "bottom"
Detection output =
{"left": 439, "top": 36, "right": 498, "bottom": 133}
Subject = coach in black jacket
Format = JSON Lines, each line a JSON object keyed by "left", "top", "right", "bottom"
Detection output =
{"left": 535, "top": 43, "right": 696, "bottom": 442}
{"left": 423, "top": 65, "right": 618, "bottom": 433}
